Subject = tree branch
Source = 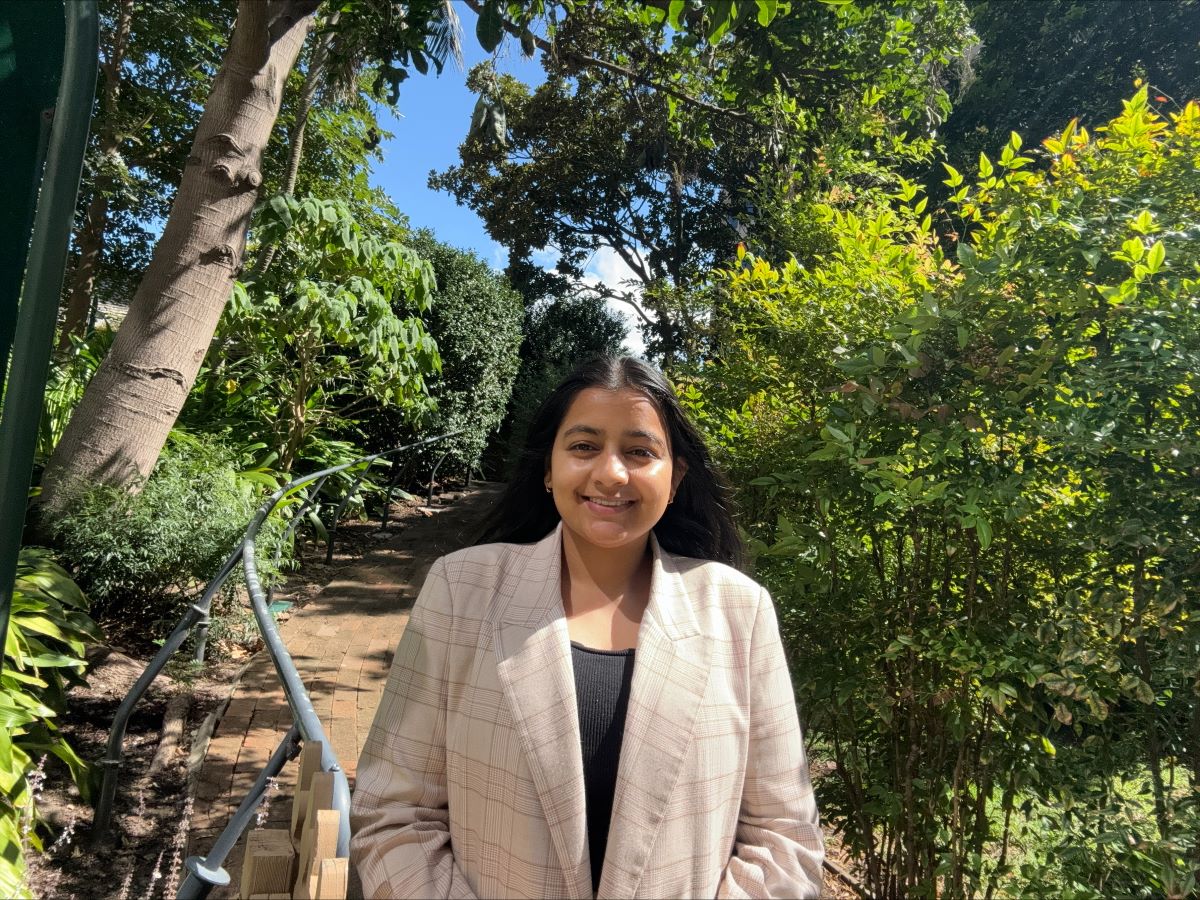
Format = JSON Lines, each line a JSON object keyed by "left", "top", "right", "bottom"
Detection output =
{"left": 460, "top": 0, "right": 749, "bottom": 121}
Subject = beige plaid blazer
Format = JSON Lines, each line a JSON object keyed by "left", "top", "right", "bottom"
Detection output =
{"left": 351, "top": 524, "right": 824, "bottom": 899}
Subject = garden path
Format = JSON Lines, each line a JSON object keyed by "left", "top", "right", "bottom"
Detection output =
{"left": 187, "top": 483, "right": 502, "bottom": 897}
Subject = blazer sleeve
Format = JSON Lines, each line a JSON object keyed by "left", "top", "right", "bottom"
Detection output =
{"left": 717, "top": 587, "right": 825, "bottom": 899}
{"left": 350, "top": 557, "right": 478, "bottom": 899}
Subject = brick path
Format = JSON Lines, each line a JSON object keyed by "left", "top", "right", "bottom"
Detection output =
{"left": 188, "top": 484, "right": 501, "bottom": 895}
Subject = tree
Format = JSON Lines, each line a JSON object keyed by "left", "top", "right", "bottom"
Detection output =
{"left": 194, "top": 195, "right": 441, "bottom": 473}
{"left": 390, "top": 231, "right": 523, "bottom": 474}
{"left": 939, "top": 0, "right": 1200, "bottom": 173}
{"left": 431, "top": 0, "right": 972, "bottom": 361}
{"left": 40, "top": 0, "right": 459, "bottom": 511}
{"left": 42, "top": 0, "right": 770, "bottom": 510}
{"left": 683, "top": 90, "right": 1200, "bottom": 896}
{"left": 60, "top": 0, "right": 237, "bottom": 346}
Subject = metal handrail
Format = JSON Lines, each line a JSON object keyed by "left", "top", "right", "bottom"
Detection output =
{"left": 89, "top": 431, "right": 466, "bottom": 894}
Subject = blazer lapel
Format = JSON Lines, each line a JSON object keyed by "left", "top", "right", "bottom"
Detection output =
{"left": 492, "top": 525, "right": 593, "bottom": 900}
{"left": 601, "top": 535, "right": 713, "bottom": 898}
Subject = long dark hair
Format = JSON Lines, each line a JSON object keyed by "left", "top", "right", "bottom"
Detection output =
{"left": 475, "top": 355, "right": 744, "bottom": 568}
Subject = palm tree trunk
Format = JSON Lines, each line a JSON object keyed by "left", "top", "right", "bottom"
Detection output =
{"left": 41, "top": 0, "right": 317, "bottom": 510}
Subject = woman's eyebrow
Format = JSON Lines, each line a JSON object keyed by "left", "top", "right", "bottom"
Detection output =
{"left": 562, "top": 424, "right": 665, "bottom": 449}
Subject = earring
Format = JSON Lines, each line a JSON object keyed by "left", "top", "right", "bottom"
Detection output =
{"left": 545, "top": 485, "right": 552, "bottom": 493}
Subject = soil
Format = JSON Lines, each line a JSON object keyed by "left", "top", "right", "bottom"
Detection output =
{"left": 25, "top": 490, "right": 460, "bottom": 900}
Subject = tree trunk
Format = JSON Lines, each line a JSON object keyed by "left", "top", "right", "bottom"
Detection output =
{"left": 59, "top": 0, "right": 134, "bottom": 350}
{"left": 41, "top": 0, "right": 317, "bottom": 511}
{"left": 250, "top": 12, "right": 338, "bottom": 277}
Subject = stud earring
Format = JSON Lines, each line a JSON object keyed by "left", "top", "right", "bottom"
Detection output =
{"left": 545, "top": 485, "right": 552, "bottom": 493}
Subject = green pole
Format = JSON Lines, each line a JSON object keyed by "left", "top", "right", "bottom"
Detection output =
{"left": 0, "top": 1, "right": 99, "bottom": 672}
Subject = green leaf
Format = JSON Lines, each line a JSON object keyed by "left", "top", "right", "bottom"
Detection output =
{"left": 476, "top": 1, "right": 504, "bottom": 54}
{"left": 942, "top": 162, "right": 963, "bottom": 187}
{"left": 667, "top": 0, "right": 686, "bottom": 29}
{"left": 978, "top": 152, "right": 994, "bottom": 178}
{"left": 975, "top": 518, "right": 993, "bottom": 550}
{"left": 1041, "top": 736, "right": 1056, "bottom": 756}
{"left": 757, "top": 0, "right": 780, "bottom": 25}
{"left": 1145, "top": 240, "right": 1165, "bottom": 273}
{"left": 707, "top": 0, "right": 736, "bottom": 44}
{"left": 269, "top": 195, "right": 293, "bottom": 228}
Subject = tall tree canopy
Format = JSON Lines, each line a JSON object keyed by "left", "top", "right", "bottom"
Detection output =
{"left": 940, "top": 0, "right": 1200, "bottom": 170}
{"left": 431, "top": 0, "right": 973, "bottom": 360}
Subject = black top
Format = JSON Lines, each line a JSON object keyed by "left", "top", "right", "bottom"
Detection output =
{"left": 570, "top": 641, "right": 636, "bottom": 894}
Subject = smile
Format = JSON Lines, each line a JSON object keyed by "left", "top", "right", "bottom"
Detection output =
{"left": 584, "top": 496, "right": 635, "bottom": 508}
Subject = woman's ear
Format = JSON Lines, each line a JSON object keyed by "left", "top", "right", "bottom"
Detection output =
{"left": 670, "top": 456, "right": 689, "bottom": 499}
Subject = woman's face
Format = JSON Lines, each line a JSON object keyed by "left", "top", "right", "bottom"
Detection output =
{"left": 545, "top": 387, "right": 686, "bottom": 556}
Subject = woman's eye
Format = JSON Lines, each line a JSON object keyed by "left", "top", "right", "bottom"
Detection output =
{"left": 628, "top": 447, "right": 657, "bottom": 459}
{"left": 568, "top": 442, "right": 596, "bottom": 452}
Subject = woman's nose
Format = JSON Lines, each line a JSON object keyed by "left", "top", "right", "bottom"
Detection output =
{"left": 593, "top": 449, "right": 629, "bottom": 485}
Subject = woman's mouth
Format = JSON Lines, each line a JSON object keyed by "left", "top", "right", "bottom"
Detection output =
{"left": 583, "top": 495, "right": 635, "bottom": 514}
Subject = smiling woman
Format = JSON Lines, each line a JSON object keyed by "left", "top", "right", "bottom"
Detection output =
{"left": 350, "top": 355, "right": 825, "bottom": 899}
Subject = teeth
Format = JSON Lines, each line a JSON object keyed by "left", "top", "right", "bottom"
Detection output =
{"left": 589, "top": 497, "right": 631, "bottom": 507}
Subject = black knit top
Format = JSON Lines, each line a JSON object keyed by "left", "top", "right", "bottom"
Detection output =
{"left": 570, "top": 641, "right": 636, "bottom": 894}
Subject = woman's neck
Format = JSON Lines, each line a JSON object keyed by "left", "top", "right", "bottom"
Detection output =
{"left": 560, "top": 529, "right": 652, "bottom": 615}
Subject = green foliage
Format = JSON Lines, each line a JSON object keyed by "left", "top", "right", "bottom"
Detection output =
{"left": 363, "top": 232, "right": 523, "bottom": 475}
{"left": 684, "top": 91, "right": 1200, "bottom": 896}
{"left": 0, "top": 549, "right": 101, "bottom": 897}
{"left": 49, "top": 432, "right": 286, "bottom": 634}
{"left": 36, "top": 328, "right": 114, "bottom": 466}
{"left": 939, "top": 0, "right": 1200, "bottom": 176}
{"left": 193, "top": 195, "right": 440, "bottom": 474}
{"left": 495, "top": 278, "right": 627, "bottom": 474}
{"left": 432, "top": 1, "right": 972, "bottom": 361}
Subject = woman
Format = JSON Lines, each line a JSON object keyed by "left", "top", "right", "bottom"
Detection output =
{"left": 350, "top": 355, "right": 824, "bottom": 899}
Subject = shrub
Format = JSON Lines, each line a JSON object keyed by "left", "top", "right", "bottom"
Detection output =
{"left": 358, "top": 231, "right": 523, "bottom": 479}
{"left": 48, "top": 431, "right": 287, "bottom": 640}
{"left": 0, "top": 548, "right": 101, "bottom": 897}
{"left": 684, "top": 89, "right": 1200, "bottom": 897}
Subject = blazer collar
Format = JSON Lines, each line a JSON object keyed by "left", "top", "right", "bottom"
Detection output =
{"left": 493, "top": 524, "right": 712, "bottom": 899}
{"left": 497, "top": 523, "right": 702, "bottom": 637}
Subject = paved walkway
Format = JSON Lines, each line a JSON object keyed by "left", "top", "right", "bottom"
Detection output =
{"left": 188, "top": 484, "right": 501, "bottom": 894}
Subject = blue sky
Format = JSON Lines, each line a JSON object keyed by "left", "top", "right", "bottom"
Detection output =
{"left": 370, "top": 33, "right": 542, "bottom": 266}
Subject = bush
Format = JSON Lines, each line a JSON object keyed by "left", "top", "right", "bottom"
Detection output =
{"left": 358, "top": 232, "right": 523, "bottom": 479}
{"left": 0, "top": 548, "right": 101, "bottom": 897}
{"left": 684, "top": 89, "right": 1200, "bottom": 897}
{"left": 48, "top": 431, "right": 287, "bottom": 640}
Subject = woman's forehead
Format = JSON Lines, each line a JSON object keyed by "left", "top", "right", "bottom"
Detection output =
{"left": 558, "top": 387, "right": 667, "bottom": 433}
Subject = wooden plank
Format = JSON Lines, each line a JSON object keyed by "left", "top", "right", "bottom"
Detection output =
{"left": 295, "top": 808, "right": 340, "bottom": 896}
{"left": 297, "top": 740, "right": 323, "bottom": 792}
{"left": 290, "top": 788, "right": 310, "bottom": 842}
{"left": 295, "top": 771, "right": 334, "bottom": 843}
{"left": 239, "top": 829, "right": 295, "bottom": 899}
{"left": 314, "top": 857, "right": 348, "bottom": 900}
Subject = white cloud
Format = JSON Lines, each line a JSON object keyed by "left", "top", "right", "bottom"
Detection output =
{"left": 488, "top": 241, "right": 507, "bottom": 271}
{"left": 581, "top": 247, "right": 647, "bottom": 358}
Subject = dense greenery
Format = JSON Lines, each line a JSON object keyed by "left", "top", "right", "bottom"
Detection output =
{"left": 12, "top": 1, "right": 1200, "bottom": 894}
{"left": 49, "top": 432, "right": 290, "bottom": 636}
{"left": 432, "top": 0, "right": 972, "bottom": 358}
{"left": 940, "top": 0, "right": 1200, "bottom": 175}
{"left": 376, "top": 231, "right": 524, "bottom": 475}
{"left": 0, "top": 550, "right": 99, "bottom": 897}
{"left": 683, "top": 89, "right": 1200, "bottom": 897}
